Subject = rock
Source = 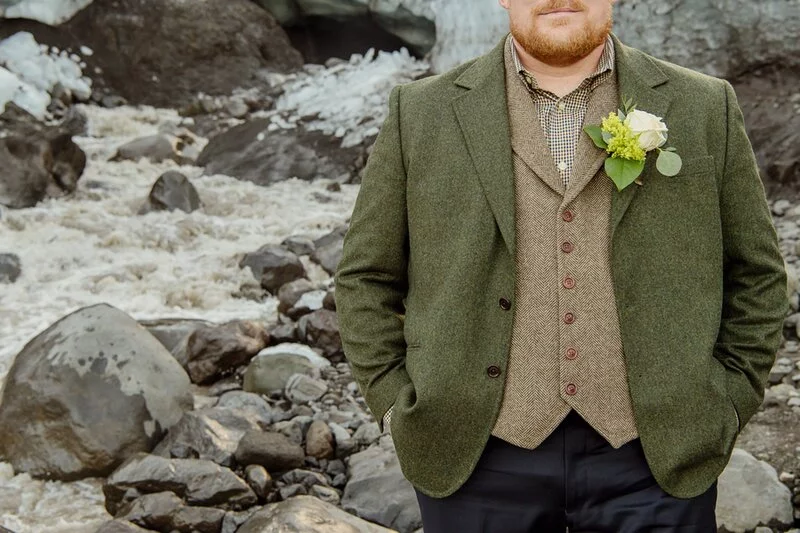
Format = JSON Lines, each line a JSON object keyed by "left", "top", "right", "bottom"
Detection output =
{"left": 238, "top": 494, "right": 395, "bottom": 533}
{"left": 240, "top": 245, "right": 306, "bottom": 294}
{"left": 116, "top": 491, "right": 183, "bottom": 530}
{"left": 221, "top": 509, "right": 260, "bottom": 533}
{"left": 297, "top": 309, "right": 342, "bottom": 357}
{"left": 255, "top": 343, "right": 331, "bottom": 368}
{"left": 0, "top": 131, "right": 86, "bottom": 208}
{"left": 285, "top": 373, "right": 328, "bottom": 403}
{"left": 152, "top": 407, "right": 263, "bottom": 466}
{"left": 1, "top": 0, "right": 303, "bottom": 107}
{"left": 269, "top": 322, "right": 298, "bottom": 344}
{"left": 309, "top": 484, "right": 341, "bottom": 505}
{"left": 341, "top": 435, "right": 422, "bottom": 533}
{"left": 94, "top": 520, "right": 152, "bottom": 533}
{"left": 0, "top": 253, "right": 22, "bottom": 283}
{"left": 166, "top": 505, "right": 227, "bottom": 533}
{"left": 104, "top": 453, "right": 257, "bottom": 515}
{"left": 353, "top": 422, "right": 383, "bottom": 446}
{"left": 233, "top": 430, "right": 305, "bottom": 472}
{"left": 306, "top": 420, "right": 335, "bottom": 459}
{"left": 1, "top": 0, "right": 93, "bottom": 25}
{"left": 0, "top": 303, "right": 192, "bottom": 481}
{"left": 139, "top": 318, "right": 211, "bottom": 367}
{"left": 323, "top": 288, "right": 336, "bottom": 311}
{"left": 185, "top": 321, "right": 270, "bottom": 384}
{"left": 716, "top": 448, "right": 794, "bottom": 532}
{"left": 243, "top": 352, "right": 316, "bottom": 395}
{"left": 764, "top": 383, "right": 800, "bottom": 407}
{"left": 139, "top": 171, "right": 201, "bottom": 214}
{"left": 216, "top": 391, "right": 274, "bottom": 425}
{"left": 112, "top": 134, "right": 180, "bottom": 164}
{"left": 281, "top": 235, "right": 315, "bottom": 256}
{"left": 310, "top": 225, "right": 346, "bottom": 275}
{"left": 244, "top": 464, "right": 273, "bottom": 500}
{"left": 277, "top": 278, "right": 316, "bottom": 317}
{"left": 197, "top": 121, "right": 362, "bottom": 185}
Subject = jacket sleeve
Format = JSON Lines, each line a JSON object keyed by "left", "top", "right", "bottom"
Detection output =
{"left": 714, "top": 80, "right": 789, "bottom": 430}
{"left": 334, "top": 85, "right": 410, "bottom": 433}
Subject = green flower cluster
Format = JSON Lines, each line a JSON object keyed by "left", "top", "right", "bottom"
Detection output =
{"left": 601, "top": 112, "right": 646, "bottom": 162}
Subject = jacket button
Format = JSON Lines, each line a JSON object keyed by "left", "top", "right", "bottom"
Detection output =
{"left": 565, "top": 348, "right": 578, "bottom": 360}
{"left": 499, "top": 298, "right": 512, "bottom": 311}
{"left": 563, "top": 312, "right": 575, "bottom": 324}
{"left": 565, "top": 383, "right": 578, "bottom": 395}
{"left": 562, "top": 210, "right": 574, "bottom": 222}
{"left": 487, "top": 365, "right": 502, "bottom": 378}
{"left": 561, "top": 241, "right": 574, "bottom": 253}
{"left": 563, "top": 277, "right": 575, "bottom": 289}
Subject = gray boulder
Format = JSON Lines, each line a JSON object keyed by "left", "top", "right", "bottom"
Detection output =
{"left": 341, "top": 434, "right": 422, "bottom": 533}
{"left": 94, "top": 520, "right": 151, "bottom": 533}
{"left": 716, "top": 448, "right": 794, "bottom": 532}
{"left": 0, "top": 303, "right": 192, "bottom": 480}
{"left": 103, "top": 453, "right": 257, "bottom": 515}
{"left": 139, "top": 171, "right": 202, "bottom": 214}
{"left": 112, "top": 134, "right": 181, "bottom": 164}
{"left": 237, "top": 494, "right": 396, "bottom": 533}
{"left": 184, "top": 320, "right": 270, "bottom": 384}
{"left": 240, "top": 245, "right": 306, "bottom": 294}
{"left": 197, "top": 122, "right": 364, "bottom": 185}
{"left": 297, "top": 309, "right": 342, "bottom": 357}
{"left": 117, "top": 491, "right": 226, "bottom": 533}
{"left": 152, "top": 407, "right": 264, "bottom": 466}
{"left": 234, "top": 430, "right": 305, "bottom": 472}
{"left": 243, "top": 351, "right": 317, "bottom": 395}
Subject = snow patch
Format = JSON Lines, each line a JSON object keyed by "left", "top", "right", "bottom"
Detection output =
{"left": 0, "top": 31, "right": 92, "bottom": 118}
{"left": 264, "top": 47, "right": 429, "bottom": 148}
{"left": 2, "top": 0, "right": 94, "bottom": 26}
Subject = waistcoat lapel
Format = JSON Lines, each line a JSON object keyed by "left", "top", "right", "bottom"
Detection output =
{"left": 504, "top": 37, "right": 565, "bottom": 196}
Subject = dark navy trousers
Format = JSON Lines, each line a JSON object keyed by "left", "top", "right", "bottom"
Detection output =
{"left": 414, "top": 410, "right": 717, "bottom": 533}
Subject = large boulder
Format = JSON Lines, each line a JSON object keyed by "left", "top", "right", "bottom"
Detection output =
{"left": 0, "top": 303, "right": 193, "bottom": 480}
{"left": 716, "top": 448, "right": 794, "bottom": 532}
{"left": 198, "top": 120, "right": 366, "bottom": 185}
{"left": 237, "top": 494, "right": 396, "bottom": 533}
{"left": 341, "top": 434, "right": 421, "bottom": 533}
{"left": 0, "top": 0, "right": 303, "bottom": 107}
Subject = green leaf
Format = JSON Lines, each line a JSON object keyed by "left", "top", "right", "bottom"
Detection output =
{"left": 601, "top": 130, "right": 613, "bottom": 144}
{"left": 584, "top": 125, "right": 608, "bottom": 149}
{"left": 665, "top": 146, "right": 677, "bottom": 152}
{"left": 605, "top": 156, "right": 645, "bottom": 191}
{"left": 656, "top": 150, "right": 682, "bottom": 176}
{"left": 618, "top": 109, "right": 626, "bottom": 122}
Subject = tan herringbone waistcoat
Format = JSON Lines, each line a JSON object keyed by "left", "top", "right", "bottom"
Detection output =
{"left": 490, "top": 37, "right": 639, "bottom": 449}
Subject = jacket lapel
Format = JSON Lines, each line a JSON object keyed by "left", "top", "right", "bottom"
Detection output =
{"left": 609, "top": 34, "right": 672, "bottom": 240}
{"left": 452, "top": 37, "right": 516, "bottom": 257}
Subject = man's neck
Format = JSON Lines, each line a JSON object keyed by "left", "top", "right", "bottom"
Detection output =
{"left": 512, "top": 38, "right": 607, "bottom": 97}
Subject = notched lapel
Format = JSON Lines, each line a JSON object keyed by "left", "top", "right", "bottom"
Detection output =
{"left": 452, "top": 38, "right": 516, "bottom": 257}
{"left": 609, "top": 34, "right": 672, "bottom": 241}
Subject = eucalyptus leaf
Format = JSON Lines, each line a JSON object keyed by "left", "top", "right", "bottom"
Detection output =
{"left": 584, "top": 125, "right": 608, "bottom": 149}
{"left": 605, "top": 157, "right": 645, "bottom": 191}
{"left": 618, "top": 109, "right": 626, "bottom": 121}
{"left": 665, "top": 146, "right": 677, "bottom": 152}
{"left": 601, "top": 131, "right": 613, "bottom": 143}
{"left": 656, "top": 150, "right": 683, "bottom": 176}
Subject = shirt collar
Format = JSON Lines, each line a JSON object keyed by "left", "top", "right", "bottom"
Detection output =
{"left": 509, "top": 34, "right": 616, "bottom": 93}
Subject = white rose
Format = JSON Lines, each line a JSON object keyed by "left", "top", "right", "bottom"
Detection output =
{"left": 625, "top": 109, "right": 668, "bottom": 152}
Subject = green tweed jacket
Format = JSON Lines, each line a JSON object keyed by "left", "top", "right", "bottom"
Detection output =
{"left": 334, "top": 33, "right": 788, "bottom": 499}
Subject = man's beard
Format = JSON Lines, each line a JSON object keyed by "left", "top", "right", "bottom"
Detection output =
{"left": 510, "top": 1, "right": 612, "bottom": 67}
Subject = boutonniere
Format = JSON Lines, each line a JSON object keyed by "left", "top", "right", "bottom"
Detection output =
{"left": 583, "top": 97, "right": 682, "bottom": 191}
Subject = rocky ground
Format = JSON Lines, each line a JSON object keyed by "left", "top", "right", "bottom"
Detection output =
{"left": 1, "top": 1, "right": 800, "bottom": 533}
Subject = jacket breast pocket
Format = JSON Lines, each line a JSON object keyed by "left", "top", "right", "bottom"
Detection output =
{"left": 670, "top": 155, "right": 715, "bottom": 180}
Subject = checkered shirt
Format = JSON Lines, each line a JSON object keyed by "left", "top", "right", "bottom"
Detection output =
{"left": 510, "top": 36, "right": 615, "bottom": 188}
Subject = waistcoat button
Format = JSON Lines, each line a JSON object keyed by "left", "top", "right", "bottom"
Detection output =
{"left": 566, "top": 348, "right": 578, "bottom": 360}
{"left": 499, "top": 298, "right": 512, "bottom": 311}
{"left": 564, "top": 312, "right": 575, "bottom": 324}
{"left": 561, "top": 241, "right": 574, "bottom": 253}
{"left": 562, "top": 210, "right": 574, "bottom": 222}
{"left": 563, "top": 277, "right": 575, "bottom": 289}
{"left": 487, "top": 365, "right": 502, "bottom": 378}
{"left": 565, "top": 383, "right": 578, "bottom": 395}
